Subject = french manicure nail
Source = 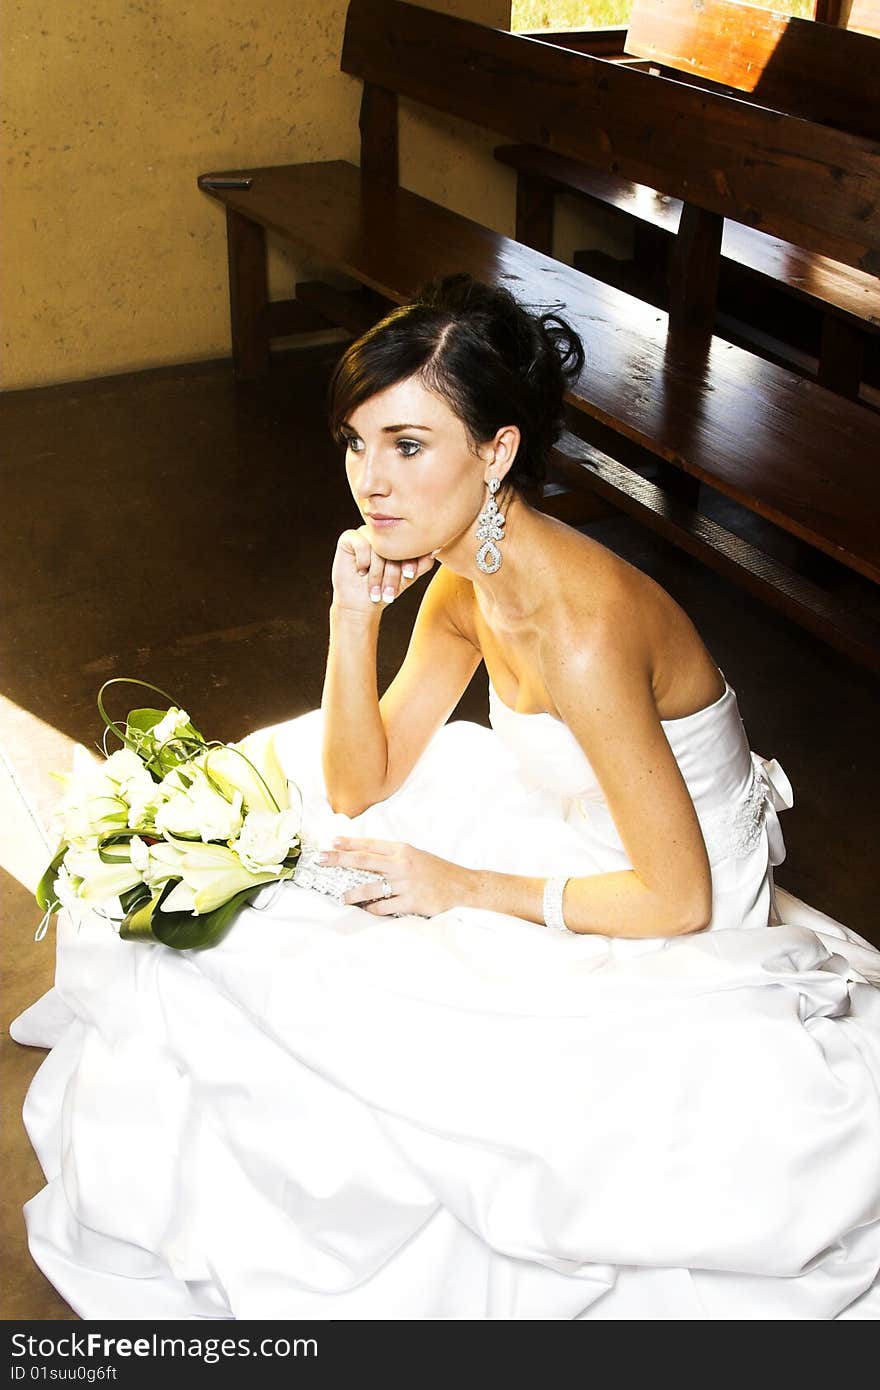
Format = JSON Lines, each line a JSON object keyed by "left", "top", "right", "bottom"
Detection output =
{"left": 402, "top": 564, "right": 415, "bottom": 578}
{"left": 316, "top": 851, "right": 330, "bottom": 864}
{"left": 382, "top": 587, "right": 395, "bottom": 602}
{"left": 370, "top": 587, "right": 381, "bottom": 602}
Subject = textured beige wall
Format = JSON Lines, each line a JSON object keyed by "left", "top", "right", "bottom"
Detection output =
{"left": 1, "top": 0, "right": 524, "bottom": 390}
{"left": 1, "top": 0, "right": 643, "bottom": 391}
{"left": 1, "top": 2, "right": 361, "bottom": 389}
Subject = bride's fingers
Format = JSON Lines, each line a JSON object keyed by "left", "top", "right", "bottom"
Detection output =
{"left": 361, "top": 898, "right": 402, "bottom": 916}
{"left": 341, "top": 881, "right": 393, "bottom": 906}
{"left": 327, "top": 874, "right": 404, "bottom": 912}
{"left": 325, "top": 837, "right": 397, "bottom": 857}
{"left": 321, "top": 850, "right": 391, "bottom": 873}
{"left": 379, "top": 559, "right": 402, "bottom": 603}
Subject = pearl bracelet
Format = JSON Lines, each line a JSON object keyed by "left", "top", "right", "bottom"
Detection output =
{"left": 543, "top": 876, "right": 570, "bottom": 932}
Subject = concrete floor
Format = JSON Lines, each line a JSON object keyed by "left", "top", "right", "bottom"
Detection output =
{"left": 2, "top": 343, "right": 877, "bottom": 1320}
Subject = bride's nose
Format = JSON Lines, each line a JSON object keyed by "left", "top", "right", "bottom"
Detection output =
{"left": 355, "top": 448, "right": 392, "bottom": 498}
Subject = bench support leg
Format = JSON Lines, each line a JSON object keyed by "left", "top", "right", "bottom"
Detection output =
{"left": 657, "top": 462, "right": 701, "bottom": 506}
{"left": 360, "top": 83, "right": 399, "bottom": 183}
{"left": 818, "top": 314, "right": 864, "bottom": 401}
{"left": 226, "top": 208, "right": 269, "bottom": 380}
{"left": 668, "top": 204, "right": 723, "bottom": 341}
{"left": 515, "top": 174, "right": 555, "bottom": 255}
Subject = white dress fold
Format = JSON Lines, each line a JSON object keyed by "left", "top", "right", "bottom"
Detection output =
{"left": 11, "top": 672, "right": 880, "bottom": 1320}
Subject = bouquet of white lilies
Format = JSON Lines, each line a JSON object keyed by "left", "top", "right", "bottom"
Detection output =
{"left": 35, "top": 680, "right": 302, "bottom": 950}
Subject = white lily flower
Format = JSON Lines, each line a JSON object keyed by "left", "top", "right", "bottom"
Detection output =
{"left": 98, "top": 749, "right": 160, "bottom": 831}
{"left": 128, "top": 835, "right": 151, "bottom": 875}
{"left": 55, "top": 745, "right": 131, "bottom": 846}
{"left": 234, "top": 808, "right": 301, "bottom": 875}
{"left": 64, "top": 845, "right": 144, "bottom": 904}
{"left": 201, "top": 730, "right": 290, "bottom": 813}
{"left": 159, "top": 880, "right": 199, "bottom": 914}
{"left": 155, "top": 839, "right": 278, "bottom": 915}
{"left": 103, "top": 748, "right": 152, "bottom": 789}
{"left": 127, "top": 835, "right": 179, "bottom": 892}
{"left": 151, "top": 706, "right": 192, "bottom": 746}
{"left": 52, "top": 864, "right": 82, "bottom": 912}
{"left": 154, "top": 770, "right": 244, "bottom": 844}
{"left": 125, "top": 779, "right": 163, "bottom": 832}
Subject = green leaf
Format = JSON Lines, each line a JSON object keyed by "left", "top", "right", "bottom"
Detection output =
{"left": 151, "top": 884, "right": 265, "bottom": 951}
{"left": 126, "top": 707, "right": 166, "bottom": 735}
{"left": 35, "top": 843, "right": 68, "bottom": 912}
{"left": 119, "top": 878, "right": 266, "bottom": 952}
{"left": 119, "top": 888, "right": 166, "bottom": 943}
{"left": 96, "top": 678, "right": 205, "bottom": 762}
{"left": 97, "top": 843, "right": 135, "bottom": 865}
{"left": 119, "top": 883, "right": 153, "bottom": 915}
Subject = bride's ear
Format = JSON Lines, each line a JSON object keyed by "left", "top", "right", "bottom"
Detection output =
{"left": 483, "top": 424, "right": 520, "bottom": 484}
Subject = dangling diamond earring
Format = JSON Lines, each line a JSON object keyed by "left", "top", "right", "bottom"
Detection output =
{"left": 475, "top": 477, "right": 505, "bottom": 574}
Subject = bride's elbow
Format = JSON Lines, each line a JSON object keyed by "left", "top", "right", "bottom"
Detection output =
{"left": 327, "top": 790, "right": 374, "bottom": 817}
{"left": 326, "top": 779, "right": 393, "bottom": 816}
{"left": 670, "top": 884, "right": 713, "bottom": 936}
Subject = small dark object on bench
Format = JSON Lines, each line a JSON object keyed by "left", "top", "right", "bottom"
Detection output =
{"left": 199, "top": 175, "right": 253, "bottom": 191}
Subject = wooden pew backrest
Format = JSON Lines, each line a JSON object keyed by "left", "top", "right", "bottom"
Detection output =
{"left": 625, "top": 0, "right": 879, "bottom": 140}
{"left": 342, "top": 0, "right": 880, "bottom": 274}
{"left": 844, "top": 1, "right": 880, "bottom": 37}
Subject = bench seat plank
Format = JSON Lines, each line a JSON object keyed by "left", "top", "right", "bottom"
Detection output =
{"left": 198, "top": 160, "right": 880, "bottom": 584}
{"left": 495, "top": 145, "right": 880, "bottom": 332}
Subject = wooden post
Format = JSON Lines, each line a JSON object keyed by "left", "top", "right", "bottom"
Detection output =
{"left": 668, "top": 202, "right": 723, "bottom": 340}
{"left": 818, "top": 314, "right": 865, "bottom": 400}
{"left": 360, "top": 82, "right": 398, "bottom": 183}
{"left": 813, "top": 0, "right": 845, "bottom": 24}
{"left": 515, "top": 173, "right": 555, "bottom": 254}
{"left": 226, "top": 208, "right": 269, "bottom": 380}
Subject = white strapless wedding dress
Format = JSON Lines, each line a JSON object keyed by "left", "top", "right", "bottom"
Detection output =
{"left": 11, "top": 673, "right": 880, "bottom": 1320}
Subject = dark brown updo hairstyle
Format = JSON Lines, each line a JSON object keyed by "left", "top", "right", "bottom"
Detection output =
{"left": 326, "top": 272, "right": 585, "bottom": 491}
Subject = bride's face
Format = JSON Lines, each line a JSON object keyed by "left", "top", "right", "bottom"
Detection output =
{"left": 342, "top": 376, "right": 515, "bottom": 561}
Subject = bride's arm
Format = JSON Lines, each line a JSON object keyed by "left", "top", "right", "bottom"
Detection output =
{"left": 323, "top": 601, "right": 387, "bottom": 817}
{"left": 322, "top": 534, "right": 480, "bottom": 816}
{"left": 470, "top": 631, "right": 714, "bottom": 937}
{"left": 469, "top": 866, "right": 708, "bottom": 939}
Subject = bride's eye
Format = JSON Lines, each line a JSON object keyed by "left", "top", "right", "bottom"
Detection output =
{"left": 397, "top": 439, "right": 421, "bottom": 458}
{"left": 342, "top": 434, "right": 361, "bottom": 453}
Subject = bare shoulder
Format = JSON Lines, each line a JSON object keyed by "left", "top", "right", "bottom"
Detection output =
{"left": 537, "top": 522, "right": 652, "bottom": 671}
{"left": 535, "top": 518, "right": 721, "bottom": 721}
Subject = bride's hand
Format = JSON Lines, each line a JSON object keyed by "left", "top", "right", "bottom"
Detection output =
{"left": 316, "top": 836, "right": 475, "bottom": 916}
{"left": 331, "top": 527, "right": 435, "bottom": 615}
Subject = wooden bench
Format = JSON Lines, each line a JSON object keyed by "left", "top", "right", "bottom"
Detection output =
{"left": 499, "top": 0, "right": 880, "bottom": 402}
{"left": 626, "top": 0, "right": 878, "bottom": 138}
{"left": 197, "top": 0, "right": 880, "bottom": 673}
{"left": 496, "top": 144, "right": 880, "bottom": 405}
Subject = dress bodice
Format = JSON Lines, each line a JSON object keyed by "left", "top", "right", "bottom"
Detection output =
{"left": 487, "top": 672, "right": 793, "bottom": 871}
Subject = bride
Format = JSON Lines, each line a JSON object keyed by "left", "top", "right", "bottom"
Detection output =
{"left": 13, "top": 274, "right": 880, "bottom": 1321}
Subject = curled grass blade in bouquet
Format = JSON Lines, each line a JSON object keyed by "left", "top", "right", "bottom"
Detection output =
{"left": 35, "top": 679, "right": 302, "bottom": 950}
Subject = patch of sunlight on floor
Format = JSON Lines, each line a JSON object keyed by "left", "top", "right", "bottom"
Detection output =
{"left": 0, "top": 695, "right": 80, "bottom": 895}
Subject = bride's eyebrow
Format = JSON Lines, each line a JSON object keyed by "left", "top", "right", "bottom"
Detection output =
{"left": 341, "top": 422, "right": 434, "bottom": 433}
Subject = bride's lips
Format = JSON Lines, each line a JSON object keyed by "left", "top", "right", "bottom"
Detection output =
{"left": 366, "top": 513, "right": 403, "bottom": 529}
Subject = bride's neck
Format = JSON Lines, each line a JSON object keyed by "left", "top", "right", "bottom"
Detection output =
{"left": 434, "top": 490, "right": 550, "bottom": 622}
